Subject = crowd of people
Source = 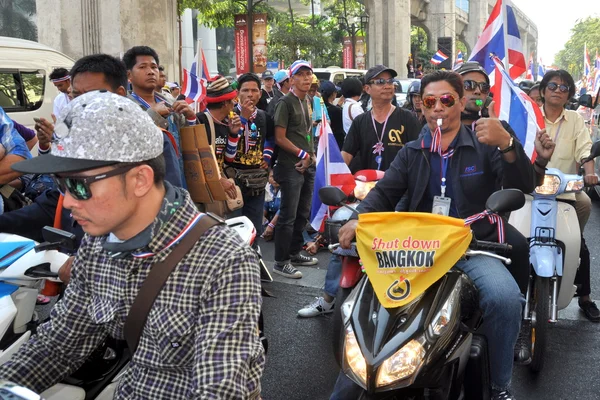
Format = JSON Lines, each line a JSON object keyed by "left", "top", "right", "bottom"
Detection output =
{"left": 0, "top": 45, "right": 596, "bottom": 400}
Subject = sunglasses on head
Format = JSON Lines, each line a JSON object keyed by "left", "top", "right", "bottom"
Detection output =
{"left": 422, "top": 94, "right": 457, "bottom": 109}
{"left": 463, "top": 79, "right": 490, "bottom": 94}
{"left": 53, "top": 164, "right": 140, "bottom": 201}
{"left": 368, "top": 78, "right": 395, "bottom": 86}
{"left": 546, "top": 82, "right": 570, "bottom": 93}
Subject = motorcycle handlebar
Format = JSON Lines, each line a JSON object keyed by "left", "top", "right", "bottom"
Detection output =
{"left": 470, "top": 240, "right": 512, "bottom": 256}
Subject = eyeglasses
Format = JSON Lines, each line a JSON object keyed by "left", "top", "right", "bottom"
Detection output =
{"left": 368, "top": 78, "right": 395, "bottom": 86}
{"left": 422, "top": 94, "right": 457, "bottom": 109}
{"left": 546, "top": 82, "right": 570, "bottom": 93}
{"left": 53, "top": 164, "right": 139, "bottom": 201}
{"left": 463, "top": 80, "right": 491, "bottom": 94}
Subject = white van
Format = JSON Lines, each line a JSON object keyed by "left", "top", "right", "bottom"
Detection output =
{"left": 313, "top": 67, "right": 366, "bottom": 86}
{"left": 0, "top": 37, "right": 74, "bottom": 129}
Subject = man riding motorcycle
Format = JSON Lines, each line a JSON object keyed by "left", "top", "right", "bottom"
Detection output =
{"left": 333, "top": 70, "right": 536, "bottom": 400}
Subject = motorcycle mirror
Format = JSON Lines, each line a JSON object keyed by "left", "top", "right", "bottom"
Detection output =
{"left": 36, "top": 226, "right": 76, "bottom": 253}
{"left": 579, "top": 94, "right": 593, "bottom": 108}
{"left": 485, "top": 189, "right": 525, "bottom": 214}
{"left": 319, "top": 186, "right": 348, "bottom": 206}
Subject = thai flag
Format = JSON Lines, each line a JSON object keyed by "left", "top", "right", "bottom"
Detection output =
{"left": 526, "top": 53, "right": 533, "bottom": 80}
{"left": 181, "top": 68, "right": 205, "bottom": 103}
{"left": 490, "top": 55, "right": 545, "bottom": 162}
{"left": 537, "top": 57, "right": 545, "bottom": 79}
{"left": 584, "top": 43, "right": 591, "bottom": 79}
{"left": 430, "top": 50, "right": 449, "bottom": 65}
{"left": 468, "top": 0, "right": 526, "bottom": 80}
{"left": 310, "top": 109, "right": 356, "bottom": 231}
{"left": 454, "top": 51, "right": 464, "bottom": 68}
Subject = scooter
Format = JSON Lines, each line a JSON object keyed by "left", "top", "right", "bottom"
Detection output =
{"left": 320, "top": 186, "right": 525, "bottom": 399}
{"left": 507, "top": 141, "right": 600, "bottom": 372}
{"left": 0, "top": 215, "right": 270, "bottom": 400}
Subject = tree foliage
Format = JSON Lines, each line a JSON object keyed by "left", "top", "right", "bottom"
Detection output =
{"left": 555, "top": 17, "right": 600, "bottom": 79}
{"left": 180, "top": 0, "right": 275, "bottom": 28}
{"left": 0, "top": 0, "right": 37, "bottom": 41}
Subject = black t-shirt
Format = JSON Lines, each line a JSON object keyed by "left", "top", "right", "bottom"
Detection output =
{"left": 258, "top": 89, "right": 275, "bottom": 111}
{"left": 325, "top": 102, "right": 345, "bottom": 150}
{"left": 343, "top": 106, "right": 421, "bottom": 171}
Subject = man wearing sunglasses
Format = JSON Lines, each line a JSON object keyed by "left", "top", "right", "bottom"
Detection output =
{"left": 0, "top": 91, "right": 265, "bottom": 399}
{"left": 334, "top": 71, "right": 536, "bottom": 400}
{"left": 540, "top": 70, "right": 600, "bottom": 322}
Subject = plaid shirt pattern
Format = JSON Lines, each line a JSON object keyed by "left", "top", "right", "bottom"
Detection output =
{"left": 0, "top": 192, "right": 265, "bottom": 399}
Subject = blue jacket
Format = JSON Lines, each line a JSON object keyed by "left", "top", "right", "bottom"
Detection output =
{"left": 357, "top": 124, "right": 536, "bottom": 241}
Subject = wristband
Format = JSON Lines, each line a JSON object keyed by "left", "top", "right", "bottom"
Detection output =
{"left": 297, "top": 149, "right": 309, "bottom": 160}
{"left": 268, "top": 223, "right": 275, "bottom": 229}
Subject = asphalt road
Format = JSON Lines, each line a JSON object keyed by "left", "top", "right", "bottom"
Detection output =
{"left": 260, "top": 199, "right": 600, "bottom": 400}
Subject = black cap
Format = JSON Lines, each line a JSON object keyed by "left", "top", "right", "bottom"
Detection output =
{"left": 364, "top": 65, "right": 398, "bottom": 83}
{"left": 454, "top": 61, "right": 490, "bottom": 84}
{"left": 319, "top": 81, "right": 341, "bottom": 98}
{"left": 262, "top": 70, "right": 274, "bottom": 79}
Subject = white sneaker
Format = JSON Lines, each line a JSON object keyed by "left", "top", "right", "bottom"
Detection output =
{"left": 298, "top": 297, "right": 335, "bottom": 318}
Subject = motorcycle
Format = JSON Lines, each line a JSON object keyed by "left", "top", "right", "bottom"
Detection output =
{"left": 320, "top": 186, "right": 525, "bottom": 399}
{"left": 0, "top": 215, "right": 269, "bottom": 400}
{"left": 507, "top": 140, "right": 600, "bottom": 372}
{"left": 320, "top": 170, "right": 384, "bottom": 365}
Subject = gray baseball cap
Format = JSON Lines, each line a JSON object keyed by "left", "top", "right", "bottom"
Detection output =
{"left": 12, "top": 90, "right": 164, "bottom": 175}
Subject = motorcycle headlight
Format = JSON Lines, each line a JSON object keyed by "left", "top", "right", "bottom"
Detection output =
{"left": 354, "top": 180, "right": 377, "bottom": 200}
{"left": 376, "top": 337, "right": 426, "bottom": 387}
{"left": 565, "top": 179, "right": 584, "bottom": 193}
{"left": 535, "top": 175, "right": 561, "bottom": 195}
{"left": 343, "top": 326, "right": 367, "bottom": 385}
{"left": 428, "top": 280, "right": 460, "bottom": 338}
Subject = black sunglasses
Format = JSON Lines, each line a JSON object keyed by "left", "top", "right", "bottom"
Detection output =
{"left": 53, "top": 164, "right": 140, "bottom": 201}
{"left": 368, "top": 78, "right": 395, "bottom": 86}
{"left": 546, "top": 82, "right": 570, "bottom": 93}
{"left": 463, "top": 80, "right": 491, "bottom": 94}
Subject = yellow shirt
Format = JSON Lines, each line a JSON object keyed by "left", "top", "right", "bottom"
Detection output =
{"left": 544, "top": 108, "right": 591, "bottom": 174}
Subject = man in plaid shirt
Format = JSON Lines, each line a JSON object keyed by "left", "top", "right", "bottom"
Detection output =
{"left": 0, "top": 90, "right": 265, "bottom": 399}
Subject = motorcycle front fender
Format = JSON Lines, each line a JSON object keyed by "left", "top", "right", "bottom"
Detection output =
{"left": 339, "top": 257, "right": 363, "bottom": 288}
{"left": 529, "top": 246, "right": 556, "bottom": 277}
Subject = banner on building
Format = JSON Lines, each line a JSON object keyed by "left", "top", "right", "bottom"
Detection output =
{"left": 355, "top": 36, "right": 366, "bottom": 70}
{"left": 252, "top": 13, "right": 268, "bottom": 74}
{"left": 343, "top": 37, "right": 354, "bottom": 69}
{"left": 235, "top": 15, "right": 249, "bottom": 75}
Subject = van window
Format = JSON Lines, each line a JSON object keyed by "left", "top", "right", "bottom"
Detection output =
{"left": 314, "top": 72, "right": 331, "bottom": 82}
{"left": 333, "top": 73, "right": 344, "bottom": 86}
{"left": 0, "top": 70, "right": 45, "bottom": 112}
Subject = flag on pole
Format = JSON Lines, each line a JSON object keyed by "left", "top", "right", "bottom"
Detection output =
{"left": 454, "top": 51, "right": 464, "bottom": 68}
{"left": 584, "top": 43, "right": 591, "bottom": 79}
{"left": 181, "top": 69, "right": 205, "bottom": 103}
{"left": 490, "top": 55, "right": 545, "bottom": 162}
{"left": 310, "top": 107, "right": 356, "bottom": 231}
{"left": 431, "top": 50, "right": 449, "bottom": 65}
{"left": 537, "top": 57, "right": 545, "bottom": 80}
{"left": 526, "top": 53, "right": 533, "bottom": 80}
{"left": 468, "top": 0, "right": 526, "bottom": 80}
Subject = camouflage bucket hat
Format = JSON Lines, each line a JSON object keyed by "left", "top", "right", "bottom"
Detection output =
{"left": 12, "top": 90, "right": 164, "bottom": 175}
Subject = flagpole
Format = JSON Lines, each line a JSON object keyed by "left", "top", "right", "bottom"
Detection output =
{"left": 195, "top": 39, "right": 203, "bottom": 113}
{"left": 322, "top": 106, "right": 331, "bottom": 222}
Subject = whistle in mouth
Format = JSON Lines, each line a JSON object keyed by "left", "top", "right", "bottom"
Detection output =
{"left": 437, "top": 118, "right": 443, "bottom": 127}
{"left": 475, "top": 99, "right": 484, "bottom": 107}
{"left": 229, "top": 111, "right": 235, "bottom": 119}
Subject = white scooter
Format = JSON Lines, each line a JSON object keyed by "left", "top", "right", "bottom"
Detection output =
{"left": 508, "top": 141, "right": 600, "bottom": 372}
{"left": 0, "top": 215, "right": 269, "bottom": 400}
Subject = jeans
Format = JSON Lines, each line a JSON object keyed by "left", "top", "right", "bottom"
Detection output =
{"left": 231, "top": 191, "right": 266, "bottom": 236}
{"left": 273, "top": 164, "right": 315, "bottom": 263}
{"left": 324, "top": 255, "right": 343, "bottom": 298}
{"left": 329, "top": 255, "right": 524, "bottom": 398}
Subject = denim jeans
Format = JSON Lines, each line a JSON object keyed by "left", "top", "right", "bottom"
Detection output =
{"left": 324, "top": 254, "right": 343, "bottom": 298}
{"left": 329, "top": 254, "right": 524, "bottom": 398}
{"left": 273, "top": 163, "right": 315, "bottom": 263}
{"left": 231, "top": 191, "right": 266, "bottom": 237}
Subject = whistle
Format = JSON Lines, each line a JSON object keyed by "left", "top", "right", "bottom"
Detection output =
{"left": 437, "top": 118, "right": 442, "bottom": 127}
{"left": 229, "top": 111, "right": 235, "bottom": 119}
{"left": 475, "top": 99, "right": 484, "bottom": 107}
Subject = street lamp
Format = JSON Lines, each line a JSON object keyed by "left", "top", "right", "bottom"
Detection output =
{"left": 338, "top": 11, "right": 369, "bottom": 69}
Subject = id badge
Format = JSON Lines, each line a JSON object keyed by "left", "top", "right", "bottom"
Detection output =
{"left": 432, "top": 196, "right": 452, "bottom": 216}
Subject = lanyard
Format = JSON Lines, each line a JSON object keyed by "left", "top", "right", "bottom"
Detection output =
{"left": 290, "top": 89, "right": 311, "bottom": 142}
{"left": 440, "top": 149, "right": 455, "bottom": 197}
{"left": 552, "top": 119, "right": 565, "bottom": 143}
{"left": 370, "top": 106, "right": 394, "bottom": 170}
{"left": 236, "top": 103, "right": 258, "bottom": 152}
{"left": 130, "top": 92, "right": 162, "bottom": 110}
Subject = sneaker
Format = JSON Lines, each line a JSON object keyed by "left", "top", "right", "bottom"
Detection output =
{"left": 491, "top": 389, "right": 517, "bottom": 400}
{"left": 298, "top": 297, "right": 335, "bottom": 318}
{"left": 273, "top": 263, "right": 302, "bottom": 279}
{"left": 514, "top": 320, "right": 532, "bottom": 365}
{"left": 290, "top": 253, "right": 318, "bottom": 266}
{"left": 579, "top": 299, "right": 600, "bottom": 322}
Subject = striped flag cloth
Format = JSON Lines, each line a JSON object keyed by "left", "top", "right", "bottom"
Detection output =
{"left": 430, "top": 50, "right": 449, "bottom": 65}
{"left": 181, "top": 68, "right": 205, "bottom": 103}
{"left": 454, "top": 51, "right": 464, "bottom": 68}
{"left": 468, "top": 0, "right": 526, "bottom": 80}
{"left": 490, "top": 55, "right": 545, "bottom": 162}
{"left": 537, "top": 57, "right": 545, "bottom": 80}
{"left": 310, "top": 107, "right": 356, "bottom": 231}
{"left": 526, "top": 53, "right": 533, "bottom": 80}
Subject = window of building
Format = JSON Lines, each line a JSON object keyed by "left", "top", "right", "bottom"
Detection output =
{"left": 456, "top": 0, "right": 469, "bottom": 12}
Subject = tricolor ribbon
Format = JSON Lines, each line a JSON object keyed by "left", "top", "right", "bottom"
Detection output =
{"left": 51, "top": 75, "right": 70, "bottom": 83}
{"left": 464, "top": 210, "right": 505, "bottom": 243}
{"left": 236, "top": 103, "right": 258, "bottom": 153}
